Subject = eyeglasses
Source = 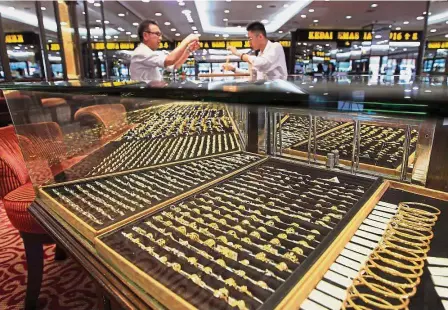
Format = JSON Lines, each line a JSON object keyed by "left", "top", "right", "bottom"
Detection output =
{"left": 144, "top": 31, "right": 162, "bottom": 37}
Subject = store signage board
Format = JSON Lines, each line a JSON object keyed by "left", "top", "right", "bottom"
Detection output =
{"left": 91, "top": 42, "right": 137, "bottom": 50}
{"left": 5, "top": 32, "right": 40, "bottom": 45}
{"left": 296, "top": 30, "right": 421, "bottom": 42}
{"left": 427, "top": 42, "right": 448, "bottom": 49}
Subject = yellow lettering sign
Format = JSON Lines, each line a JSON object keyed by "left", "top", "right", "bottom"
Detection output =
{"left": 308, "top": 31, "right": 333, "bottom": 40}
{"left": 337, "top": 32, "right": 360, "bottom": 41}
{"left": 363, "top": 32, "right": 372, "bottom": 40}
{"left": 412, "top": 32, "right": 418, "bottom": 41}
{"left": 5, "top": 34, "right": 24, "bottom": 44}
{"left": 428, "top": 42, "right": 448, "bottom": 49}
{"left": 279, "top": 40, "right": 291, "bottom": 47}
{"left": 226, "top": 41, "right": 243, "bottom": 48}
{"left": 212, "top": 41, "right": 226, "bottom": 48}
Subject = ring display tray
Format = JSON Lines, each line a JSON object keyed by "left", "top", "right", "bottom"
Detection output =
{"left": 296, "top": 181, "right": 448, "bottom": 310}
{"left": 95, "top": 157, "right": 383, "bottom": 310}
{"left": 39, "top": 152, "right": 265, "bottom": 241}
{"left": 284, "top": 121, "right": 419, "bottom": 176}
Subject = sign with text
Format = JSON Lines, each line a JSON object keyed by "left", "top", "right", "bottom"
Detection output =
{"left": 296, "top": 30, "right": 421, "bottom": 42}
{"left": 91, "top": 42, "right": 136, "bottom": 50}
{"left": 427, "top": 41, "right": 448, "bottom": 49}
{"left": 5, "top": 32, "right": 39, "bottom": 45}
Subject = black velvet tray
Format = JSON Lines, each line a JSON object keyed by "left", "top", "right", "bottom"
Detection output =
{"left": 97, "top": 158, "right": 382, "bottom": 310}
{"left": 41, "top": 152, "right": 263, "bottom": 232}
{"left": 292, "top": 123, "right": 419, "bottom": 169}
{"left": 381, "top": 189, "right": 448, "bottom": 310}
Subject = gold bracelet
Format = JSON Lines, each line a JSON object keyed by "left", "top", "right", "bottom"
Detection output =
{"left": 388, "top": 218, "right": 434, "bottom": 239}
{"left": 398, "top": 202, "right": 441, "bottom": 217}
{"left": 383, "top": 237, "right": 430, "bottom": 256}
{"left": 371, "top": 249, "right": 425, "bottom": 272}
{"left": 386, "top": 224, "right": 433, "bottom": 243}
{"left": 363, "top": 264, "right": 420, "bottom": 292}
{"left": 366, "top": 255, "right": 423, "bottom": 279}
{"left": 378, "top": 243, "right": 427, "bottom": 263}
{"left": 389, "top": 216, "right": 434, "bottom": 233}
{"left": 357, "top": 274, "right": 413, "bottom": 302}
{"left": 394, "top": 213, "right": 436, "bottom": 228}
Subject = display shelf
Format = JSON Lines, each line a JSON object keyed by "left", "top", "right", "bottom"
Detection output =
{"left": 296, "top": 181, "right": 448, "bottom": 310}
{"left": 286, "top": 121, "right": 419, "bottom": 170}
{"left": 58, "top": 133, "right": 241, "bottom": 181}
{"left": 277, "top": 114, "right": 346, "bottom": 148}
{"left": 39, "top": 152, "right": 265, "bottom": 241}
{"left": 96, "top": 158, "right": 382, "bottom": 310}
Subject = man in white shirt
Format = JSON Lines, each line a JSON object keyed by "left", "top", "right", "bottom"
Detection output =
{"left": 130, "top": 20, "right": 200, "bottom": 81}
{"left": 224, "top": 21, "right": 288, "bottom": 80}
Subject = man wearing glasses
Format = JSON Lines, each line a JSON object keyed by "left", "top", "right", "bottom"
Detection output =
{"left": 224, "top": 21, "right": 287, "bottom": 80}
{"left": 130, "top": 20, "right": 200, "bottom": 81}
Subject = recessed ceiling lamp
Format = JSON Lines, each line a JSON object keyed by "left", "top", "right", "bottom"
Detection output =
{"left": 105, "top": 35, "right": 111, "bottom": 39}
{"left": 133, "top": 22, "right": 139, "bottom": 26}
{"left": 131, "top": 34, "right": 138, "bottom": 38}
{"left": 142, "top": 0, "right": 150, "bottom": 2}
{"left": 48, "top": 39, "right": 53, "bottom": 42}
{"left": 215, "top": 34, "right": 219, "bottom": 37}
{"left": 313, "top": 19, "right": 319, "bottom": 23}
{"left": 118, "top": 27, "right": 124, "bottom": 31}
{"left": 94, "top": 3, "right": 100, "bottom": 7}
{"left": 96, "top": 19, "right": 101, "bottom": 22}
{"left": 175, "top": 33, "right": 180, "bottom": 36}
{"left": 301, "top": 15, "right": 306, "bottom": 18}
{"left": 261, "top": 19, "right": 269, "bottom": 24}
{"left": 346, "top": 15, "right": 352, "bottom": 19}
{"left": 224, "top": 10, "right": 230, "bottom": 13}
{"left": 192, "top": 26, "right": 197, "bottom": 30}
{"left": 445, "top": 34, "right": 448, "bottom": 38}
{"left": 396, "top": 27, "right": 401, "bottom": 30}
{"left": 178, "top": 2, "right": 185, "bottom": 6}
{"left": 430, "top": 28, "right": 437, "bottom": 32}
{"left": 194, "top": 31, "right": 198, "bottom": 34}
{"left": 171, "top": 28, "right": 176, "bottom": 31}
{"left": 41, "top": 7, "right": 46, "bottom": 10}
{"left": 118, "top": 13, "right": 125, "bottom": 17}
{"left": 256, "top": 5, "right": 262, "bottom": 9}
{"left": 223, "top": 34, "right": 229, "bottom": 37}
{"left": 416, "top": 16, "right": 424, "bottom": 20}
{"left": 309, "top": 9, "right": 314, "bottom": 12}
{"left": 114, "top": 35, "right": 118, "bottom": 38}
{"left": 164, "top": 22, "right": 171, "bottom": 25}
{"left": 126, "top": 31, "right": 131, "bottom": 35}
{"left": 279, "top": 30, "right": 283, "bottom": 33}
{"left": 371, "top": 3, "right": 378, "bottom": 7}
{"left": 155, "top": 12, "right": 162, "bottom": 16}
{"left": 104, "top": 21, "right": 109, "bottom": 24}
{"left": 403, "top": 21, "right": 409, "bottom": 24}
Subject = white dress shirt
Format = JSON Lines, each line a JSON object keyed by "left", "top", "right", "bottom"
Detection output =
{"left": 247, "top": 40, "right": 288, "bottom": 80}
{"left": 130, "top": 43, "right": 167, "bottom": 81}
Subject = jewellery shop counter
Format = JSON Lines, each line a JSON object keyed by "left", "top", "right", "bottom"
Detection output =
{"left": 2, "top": 80, "right": 448, "bottom": 310}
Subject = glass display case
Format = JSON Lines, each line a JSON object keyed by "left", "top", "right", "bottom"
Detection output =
{"left": 2, "top": 78, "right": 448, "bottom": 310}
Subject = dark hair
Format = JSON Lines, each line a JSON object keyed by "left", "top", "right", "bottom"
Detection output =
{"left": 138, "top": 20, "right": 159, "bottom": 42}
{"left": 246, "top": 21, "right": 267, "bottom": 37}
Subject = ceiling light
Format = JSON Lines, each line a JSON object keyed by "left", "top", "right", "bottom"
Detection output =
{"left": 237, "top": 25, "right": 241, "bottom": 28}
{"left": 93, "top": 36, "right": 97, "bottom": 39}
{"left": 389, "top": 25, "right": 392, "bottom": 28}
{"left": 261, "top": 19, "right": 269, "bottom": 24}
{"left": 118, "top": 27, "right": 124, "bottom": 31}
{"left": 133, "top": 22, "right": 139, "bottom": 26}
{"left": 48, "top": 39, "right": 52, "bottom": 42}
{"left": 371, "top": 3, "right": 378, "bottom": 7}
{"left": 164, "top": 22, "right": 171, "bottom": 25}
{"left": 118, "top": 13, "right": 125, "bottom": 17}
{"left": 41, "top": 6, "right": 46, "bottom": 10}
{"left": 105, "top": 35, "right": 111, "bottom": 39}
{"left": 82, "top": 36, "right": 86, "bottom": 39}
{"left": 131, "top": 34, "right": 138, "bottom": 38}
{"left": 301, "top": 15, "right": 306, "bottom": 18}
{"left": 171, "top": 28, "right": 176, "bottom": 31}
{"left": 256, "top": 5, "right": 262, "bottom": 9}
{"left": 96, "top": 19, "right": 101, "bottom": 23}
{"left": 297, "top": 42, "right": 301, "bottom": 45}
{"left": 375, "top": 35, "right": 382, "bottom": 39}
{"left": 179, "top": 2, "right": 185, "bottom": 6}
{"left": 192, "top": 26, "right": 197, "bottom": 30}
{"left": 223, "top": 18, "right": 228, "bottom": 22}
{"left": 346, "top": 16, "right": 352, "bottom": 19}
{"left": 114, "top": 35, "right": 118, "bottom": 38}
{"left": 445, "top": 34, "right": 448, "bottom": 38}
{"left": 423, "top": 11, "right": 427, "bottom": 15}
{"left": 126, "top": 31, "right": 131, "bottom": 35}
{"left": 82, "top": 11, "right": 85, "bottom": 15}
{"left": 87, "top": 0, "right": 94, "bottom": 3}
{"left": 155, "top": 12, "right": 162, "bottom": 16}
{"left": 416, "top": 16, "right": 424, "bottom": 20}
{"left": 224, "top": 10, "right": 230, "bottom": 13}
{"left": 303, "top": 42, "right": 307, "bottom": 45}
{"left": 223, "top": 34, "right": 229, "bottom": 38}
{"left": 325, "top": 43, "right": 329, "bottom": 46}
{"left": 403, "top": 48, "right": 407, "bottom": 51}
{"left": 430, "top": 28, "right": 437, "bottom": 32}
{"left": 104, "top": 21, "right": 109, "bottom": 24}
{"left": 226, "top": 0, "right": 231, "bottom": 2}
{"left": 95, "top": 26, "right": 100, "bottom": 30}
{"left": 194, "top": 31, "right": 198, "bottom": 34}
{"left": 94, "top": 3, "right": 100, "bottom": 7}
{"left": 403, "top": 21, "right": 409, "bottom": 24}
{"left": 279, "top": 30, "right": 283, "bottom": 33}
{"left": 313, "top": 19, "right": 319, "bottom": 23}
{"left": 215, "top": 34, "right": 219, "bottom": 37}
{"left": 175, "top": 33, "right": 180, "bottom": 36}
{"left": 308, "top": 9, "right": 314, "bottom": 12}
{"left": 396, "top": 27, "right": 401, "bottom": 30}
{"left": 284, "top": 4, "right": 289, "bottom": 7}
{"left": 142, "top": 0, "right": 150, "bottom": 2}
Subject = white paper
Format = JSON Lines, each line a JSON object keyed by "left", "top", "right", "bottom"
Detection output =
{"left": 429, "top": 267, "right": 448, "bottom": 277}
{"left": 355, "top": 230, "right": 382, "bottom": 242}
{"left": 337, "top": 256, "right": 362, "bottom": 271}
{"left": 324, "top": 270, "right": 353, "bottom": 288}
{"left": 330, "top": 262, "right": 359, "bottom": 279}
{"left": 372, "top": 210, "right": 394, "bottom": 219}
{"left": 442, "top": 300, "right": 448, "bottom": 310}
{"left": 432, "top": 275, "right": 448, "bottom": 287}
{"left": 374, "top": 205, "right": 397, "bottom": 215}
{"left": 428, "top": 256, "right": 448, "bottom": 267}
{"left": 364, "top": 218, "right": 387, "bottom": 230}
{"left": 309, "top": 289, "right": 343, "bottom": 310}
{"left": 317, "top": 281, "right": 347, "bottom": 300}
{"left": 341, "top": 248, "right": 368, "bottom": 264}
{"left": 377, "top": 201, "right": 398, "bottom": 209}
{"left": 345, "top": 242, "right": 372, "bottom": 256}
{"left": 368, "top": 214, "right": 390, "bottom": 224}
{"left": 300, "top": 298, "right": 329, "bottom": 310}
{"left": 435, "top": 287, "right": 448, "bottom": 298}
{"left": 359, "top": 223, "right": 385, "bottom": 236}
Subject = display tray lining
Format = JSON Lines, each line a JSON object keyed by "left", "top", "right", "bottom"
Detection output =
{"left": 286, "top": 180, "right": 448, "bottom": 309}
{"left": 96, "top": 157, "right": 383, "bottom": 310}
{"left": 39, "top": 152, "right": 266, "bottom": 241}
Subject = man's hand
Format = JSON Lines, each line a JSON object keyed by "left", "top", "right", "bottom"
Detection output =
{"left": 222, "top": 63, "right": 235, "bottom": 72}
{"left": 183, "top": 34, "right": 200, "bottom": 44}
{"left": 188, "top": 41, "right": 200, "bottom": 52}
{"left": 227, "top": 46, "right": 240, "bottom": 57}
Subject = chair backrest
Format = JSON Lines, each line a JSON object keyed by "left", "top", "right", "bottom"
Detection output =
{"left": 0, "top": 125, "right": 30, "bottom": 199}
